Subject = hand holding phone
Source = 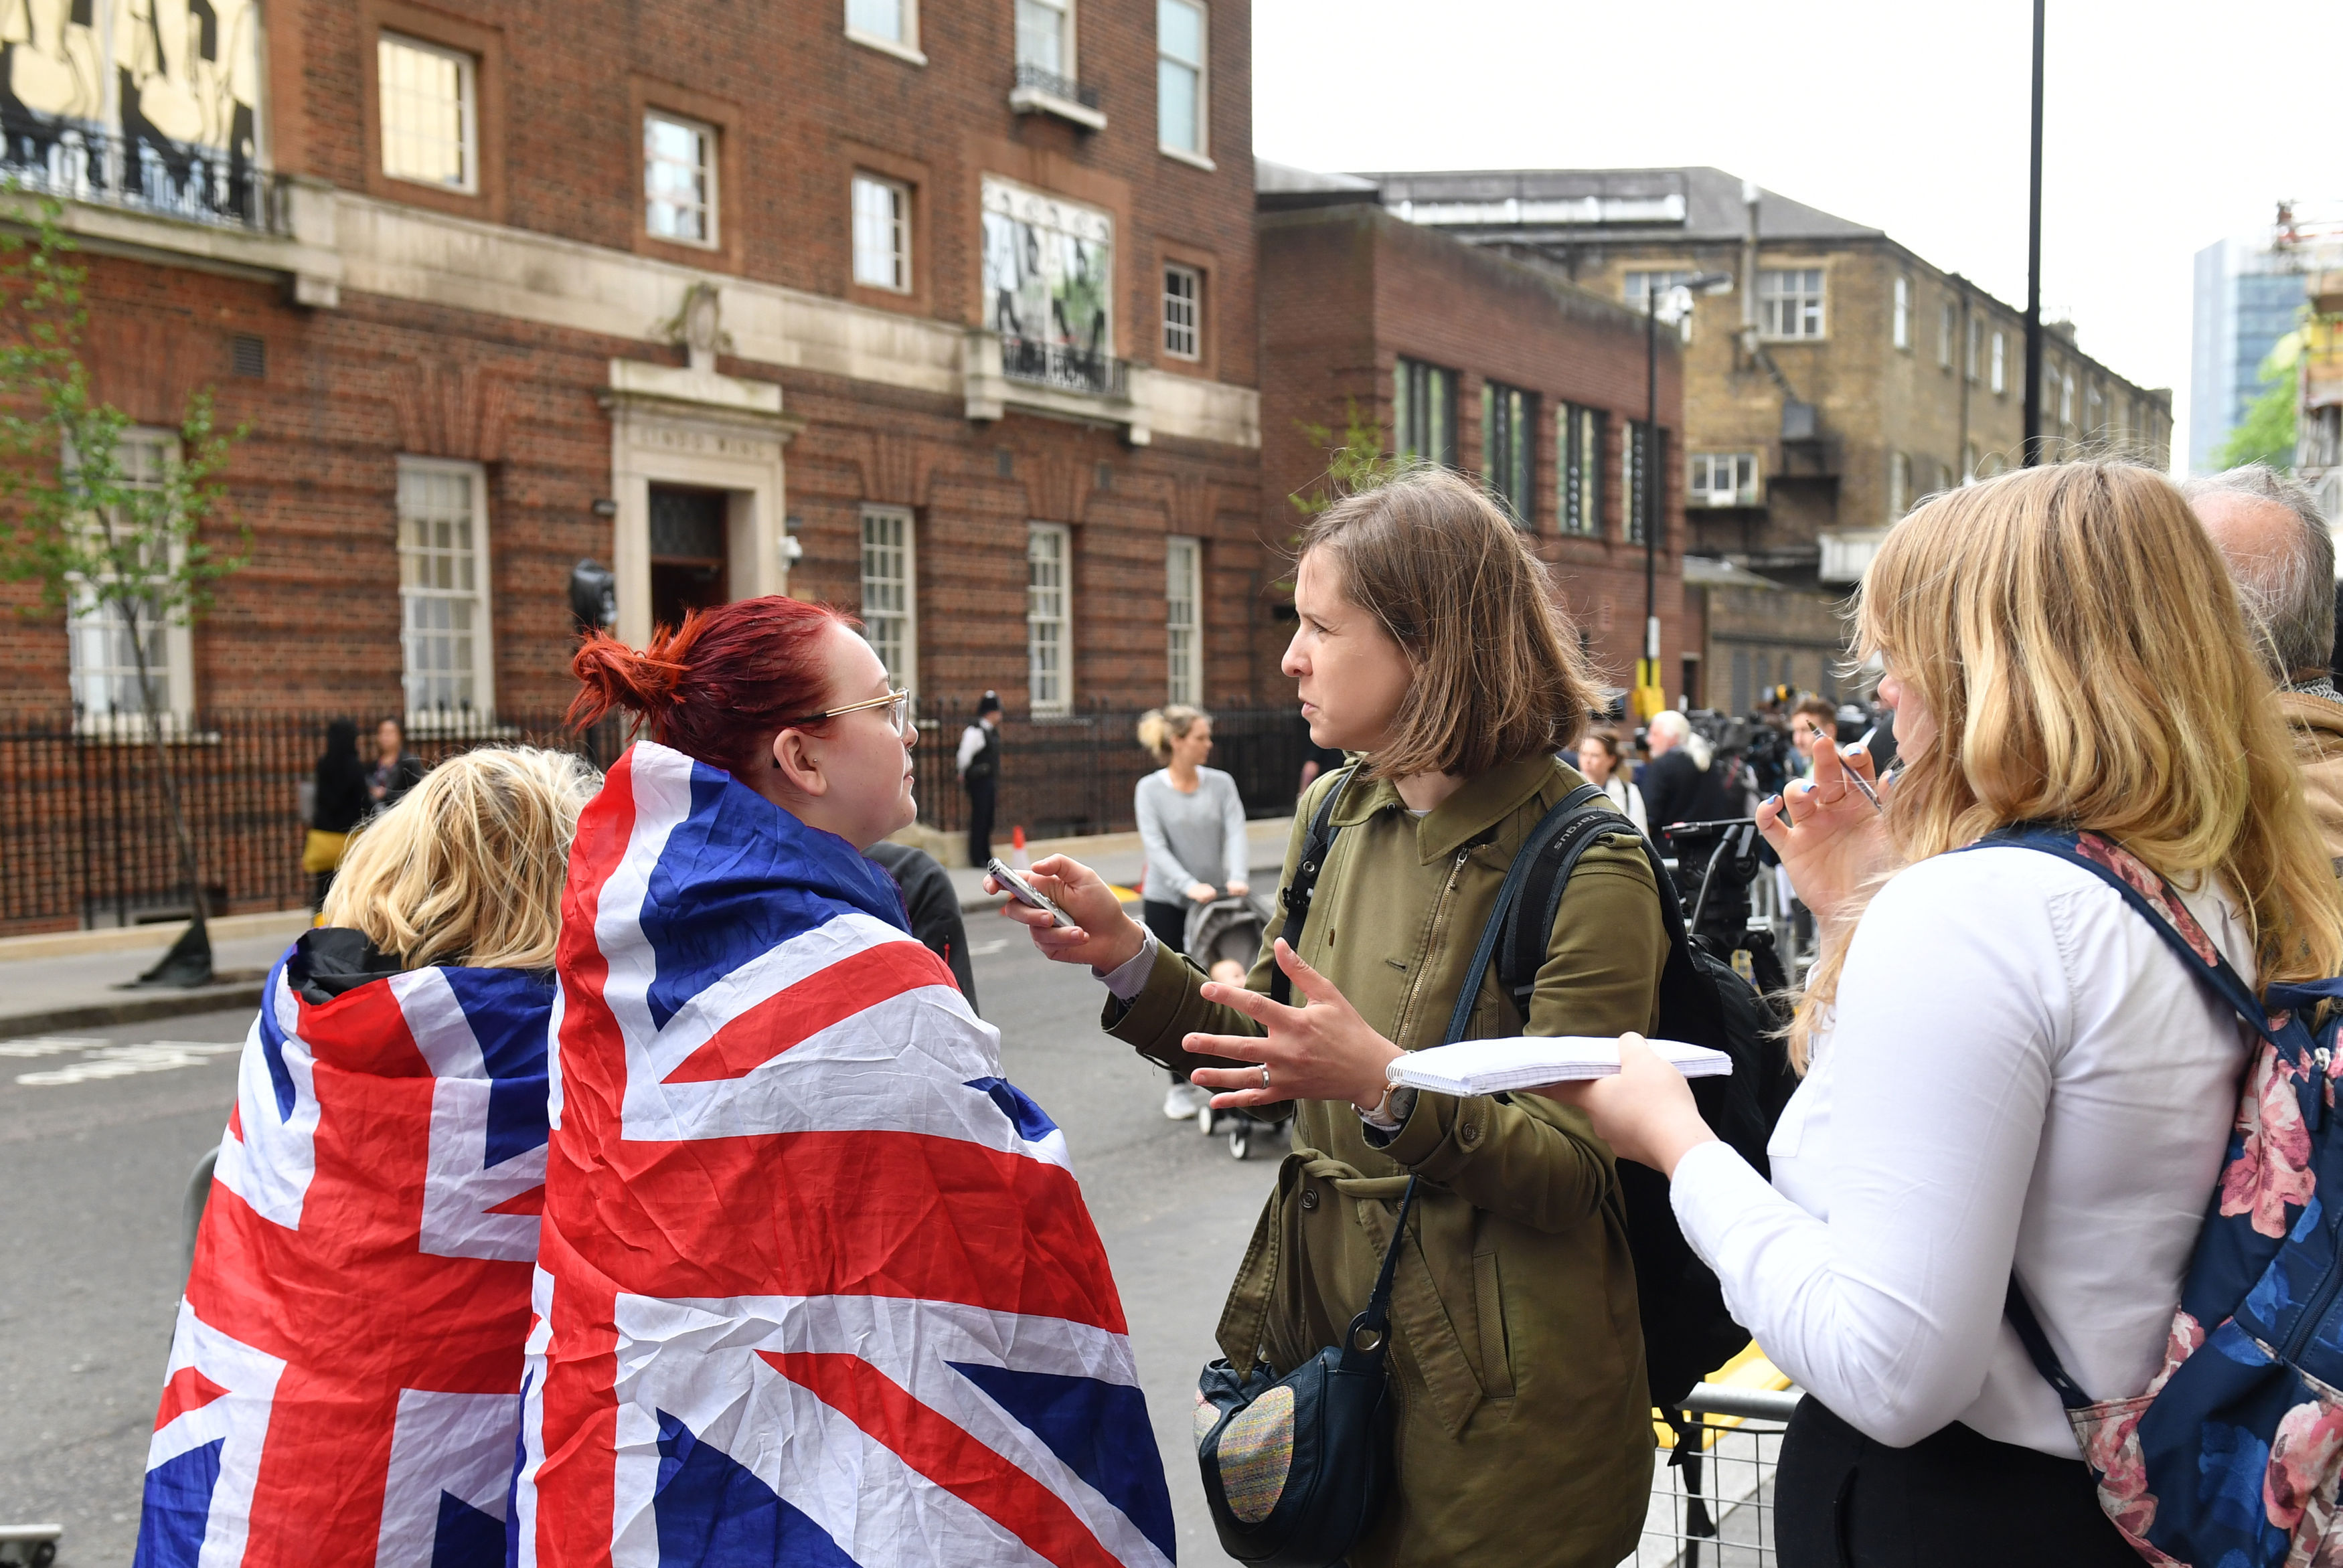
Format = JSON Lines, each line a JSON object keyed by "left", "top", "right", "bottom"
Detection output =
{"left": 987, "top": 858, "right": 1076, "bottom": 928}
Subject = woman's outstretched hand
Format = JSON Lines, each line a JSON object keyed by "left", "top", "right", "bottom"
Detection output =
{"left": 990, "top": 855, "right": 1147, "bottom": 972}
{"left": 1538, "top": 1033, "right": 1719, "bottom": 1177}
{"left": 1758, "top": 739, "right": 1894, "bottom": 928}
{"left": 1182, "top": 940, "right": 1402, "bottom": 1113}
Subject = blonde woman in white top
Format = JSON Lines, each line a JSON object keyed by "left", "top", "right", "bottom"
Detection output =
{"left": 1554, "top": 462, "right": 2343, "bottom": 1567}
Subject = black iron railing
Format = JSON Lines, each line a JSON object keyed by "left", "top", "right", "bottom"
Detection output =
{"left": 0, "top": 109, "right": 287, "bottom": 232}
{"left": 0, "top": 705, "right": 1308, "bottom": 933}
{"left": 912, "top": 701, "right": 1311, "bottom": 841}
{"left": 1012, "top": 64, "right": 1103, "bottom": 111}
{"left": 0, "top": 711, "right": 623, "bottom": 934}
{"left": 999, "top": 333, "right": 1128, "bottom": 399}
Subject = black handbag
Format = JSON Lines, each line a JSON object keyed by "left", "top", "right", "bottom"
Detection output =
{"left": 1193, "top": 1173, "right": 1420, "bottom": 1568}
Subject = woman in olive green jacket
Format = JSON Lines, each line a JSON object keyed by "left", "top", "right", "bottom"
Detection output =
{"left": 995, "top": 467, "right": 1668, "bottom": 1567}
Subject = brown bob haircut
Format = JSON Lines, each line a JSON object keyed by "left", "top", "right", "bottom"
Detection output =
{"left": 1297, "top": 464, "right": 1600, "bottom": 780}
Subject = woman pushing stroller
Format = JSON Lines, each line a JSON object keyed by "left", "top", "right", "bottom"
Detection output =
{"left": 1133, "top": 703, "right": 1262, "bottom": 1120}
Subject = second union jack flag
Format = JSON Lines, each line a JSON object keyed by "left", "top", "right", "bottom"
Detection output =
{"left": 516, "top": 741, "right": 1174, "bottom": 1568}
{"left": 137, "top": 932, "right": 554, "bottom": 1568}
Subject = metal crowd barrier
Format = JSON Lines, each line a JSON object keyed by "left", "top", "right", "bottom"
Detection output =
{"left": 1630, "top": 1383, "right": 1803, "bottom": 1567}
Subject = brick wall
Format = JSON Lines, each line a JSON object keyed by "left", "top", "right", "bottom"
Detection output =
{"left": 4, "top": 0, "right": 1275, "bottom": 724}
{"left": 278, "top": 0, "right": 1258, "bottom": 389}
{"left": 1258, "top": 203, "right": 1692, "bottom": 702}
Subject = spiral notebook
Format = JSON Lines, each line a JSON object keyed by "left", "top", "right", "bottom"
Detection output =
{"left": 1388, "top": 1036, "right": 1732, "bottom": 1097}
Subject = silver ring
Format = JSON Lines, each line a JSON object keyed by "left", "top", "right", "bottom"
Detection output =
{"left": 1260, "top": 1064, "right": 1271, "bottom": 1090}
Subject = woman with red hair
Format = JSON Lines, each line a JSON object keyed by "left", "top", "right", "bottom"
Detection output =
{"left": 513, "top": 598, "right": 1172, "bottom": 1568}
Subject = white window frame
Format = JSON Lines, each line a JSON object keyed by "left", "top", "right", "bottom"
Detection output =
{"left": 1892, "top": 274, "right": 1911, "bottom": 351}
{"left": 1156, "top": 0, "right": 1209, "bottom": 165}
{"left": 1017, "top": 0, "right": 1074, "bottom": 78}
{"left": 643, "top": 110, "right": 718, "bottom": 248}
{"left": 1888, "top": 450, "right": 1912, "bottom": 520}
{"left": 1161, "top": 262, "right": 1200, "bottom": 359}
{"left": 1990, "top": 331, "right": 2007, "bottom": 394}
{"left": 1687, "top": 451, "right": 1759, "bottom": 508}
{"left": 378, "top": 32, "right": 477, "bottom": 193}
{"left": 851, "top": 172, "right": 912, "bottom": 292}
{"left": 1756, "top": 268, "right": 1826, "bottom": 339}
{"left": 860, "top": 505, "right": 918, "bottom": 697}
{"left": 845, "top": 0, "right": 925, "bottom": 63}
{"left": 1026, "top": 522, "right": 1070, "bottom": 717}
{"left": 1966, "top": 314, "right": 1982, "bottom": 381}
{"left": 396, "top": 456, "right": 496, "bottom": 726}
{"left": 68, "top": 428, "right": 194, "bottom": 731}
{"left": 2061, "top": 370, "right": 2076, "bottom": 428}
{"left": 1165, "top": 534, "right": 1201, "bottom": 706}
{"left": 1938, "top": 300, "right": 1955, "bottom": 367}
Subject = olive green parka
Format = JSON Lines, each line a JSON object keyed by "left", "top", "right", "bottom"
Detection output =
{"left": 1106, "top": 754, "right": 1667, "bottom": 1568}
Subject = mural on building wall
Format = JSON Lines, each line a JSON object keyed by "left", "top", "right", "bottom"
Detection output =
{"left": 981, "top": 177, "right": 1113, "bottom": 359}
{"left": 0, "top": 0, "right": 262, "bottom": 226}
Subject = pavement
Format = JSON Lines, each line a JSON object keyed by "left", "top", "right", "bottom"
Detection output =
{"left": 0, "top": 818, "right": 1299, "bottom": 1039}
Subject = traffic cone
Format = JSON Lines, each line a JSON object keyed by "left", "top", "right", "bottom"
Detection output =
{"left": 1011, "top": 826, "right": 1030, "bottom": 872}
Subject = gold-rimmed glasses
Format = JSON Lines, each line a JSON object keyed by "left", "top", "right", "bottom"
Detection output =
{"left": 783, "top": 689, "right": 912, "bottom": 735}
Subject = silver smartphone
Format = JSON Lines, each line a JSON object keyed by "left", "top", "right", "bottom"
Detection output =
{"left": 987, "top": 859, "right": 1077, "bottom": 928}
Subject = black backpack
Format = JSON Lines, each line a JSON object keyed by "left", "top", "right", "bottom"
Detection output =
{"left": 1275, "top": 768, "right": 1788, "bottom": 1412}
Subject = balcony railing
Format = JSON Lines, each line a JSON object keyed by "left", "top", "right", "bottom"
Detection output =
{"left": 1000, "top": 333, "right": 1128, "bottom": 399}
{"left": 1012, "top": 64, "right": 1102, "bottom": 110}
{"left": 0, "top": 110, "right": 286, "bottom": 234}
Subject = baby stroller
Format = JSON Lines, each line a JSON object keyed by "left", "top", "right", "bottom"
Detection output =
{"left": 1184, "top": 891, "right": 1288, "bottom": 1160}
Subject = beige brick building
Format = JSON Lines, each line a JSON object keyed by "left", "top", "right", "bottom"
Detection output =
{"left": 1364, "top": 167, "right": 2174, "bottom": 711}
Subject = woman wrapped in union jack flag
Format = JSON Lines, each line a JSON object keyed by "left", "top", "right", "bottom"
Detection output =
{"left": 517, "top": 598, "right": 1174, "bottom": 1568}
{"left": 137, "top": 746, "right": 598, "bottom": 1568}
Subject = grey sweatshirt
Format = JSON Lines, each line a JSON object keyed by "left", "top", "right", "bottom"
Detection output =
{"left": 1134, "top": 767, "right": 1247, "bottom": 905}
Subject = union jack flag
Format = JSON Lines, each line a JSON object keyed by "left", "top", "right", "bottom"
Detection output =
{"left": 137, "top": 939, "right": 556, "bottom": 1568}
{"left": 515, "top": 741, "right": 1174, "bottom": 1568}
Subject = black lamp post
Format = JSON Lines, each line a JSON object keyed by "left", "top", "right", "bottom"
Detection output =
{"left": 1639, "top": 272, "right": 1732, "bottom": 717}
{"left": 2022, "top": 0, "right": 2046, "bottom": 464}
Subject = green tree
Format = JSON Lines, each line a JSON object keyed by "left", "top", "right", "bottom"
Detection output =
{"left": 0, "top": 189, "right": 248, "bottom": 982}
{"left": 2217, "top": 333, "right": 2301, "bottom": 472}
{"left": 1289, "top": 398, "right": 1396, "bottom": 519}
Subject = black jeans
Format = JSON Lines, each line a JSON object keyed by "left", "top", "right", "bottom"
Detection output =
{"left": 965, "top": 778, "right": 995, "bottom": 868}
{"left": 1775, "top": 1398, "right": 2133, "bottom": 1567}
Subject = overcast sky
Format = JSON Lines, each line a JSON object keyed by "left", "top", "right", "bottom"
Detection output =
{"left": 1253, "top": 0, "right": 2338, "bottom": 469}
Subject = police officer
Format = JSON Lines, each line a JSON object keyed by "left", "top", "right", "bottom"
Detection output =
{"left": 956, "top": 691, "right": 1002, "bottom": 866}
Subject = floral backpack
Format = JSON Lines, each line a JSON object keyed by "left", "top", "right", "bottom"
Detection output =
{"left": 1984, "top": 826, "right": 2343, "bottom": 1568}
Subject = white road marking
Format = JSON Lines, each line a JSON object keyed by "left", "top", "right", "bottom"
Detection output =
{"left": 966, "top": 938, "right": 1013, "bottom": 957}
{"left": 0, "top": 1036, "right": 106, "bottom": 1058}
{"left": 15, "top": 1040, "right": 241, "bottom": 1087}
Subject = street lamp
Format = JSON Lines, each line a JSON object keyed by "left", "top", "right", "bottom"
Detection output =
{"left": 1637, "top": 271, "right": 1732, "bottom": 721}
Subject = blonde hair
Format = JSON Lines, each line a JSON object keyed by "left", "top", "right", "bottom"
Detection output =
{"left": 1137, "top": 705, "right": 1208, "bottom": 764}
{"left": 321, "top": 746, "right": 600, "bottom": 971}
{"left": 1298, "top": 465, "right": 1599, "bottom": 780}
{"left": 1794, "top": 461, "right": 2343, "bottom": 1062}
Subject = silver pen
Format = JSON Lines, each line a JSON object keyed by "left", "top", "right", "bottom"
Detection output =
{"left": 1838, "top": 727, "right": 1886, "bottom": 814}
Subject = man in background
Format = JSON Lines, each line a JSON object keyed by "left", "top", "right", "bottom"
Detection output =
{"left": 2188, "top": 464, "right": 2343, "bottom": 863}
{"left": 1640, "top": 709, "right": 1736, "bottom": 829}
{"left": 957, "top": 690, "right": 1002, "bottom": 867}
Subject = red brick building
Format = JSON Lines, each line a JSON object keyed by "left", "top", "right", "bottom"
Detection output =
{"left": 1255, "top": 165, "right": 1690, "bottom": 701}
{"left": 1, "top": 0, "right": 1265, "bottom": 725}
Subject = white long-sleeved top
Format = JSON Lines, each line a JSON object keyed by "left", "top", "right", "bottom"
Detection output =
{"left": 956, "top": 720, "right": 992, "bottom": 778}
{"left": 1597, "top": 774, "right": 1648, "bottom": 832}
{"left": 1671, "top": 845, "right": 2255, "bottom": 1456}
